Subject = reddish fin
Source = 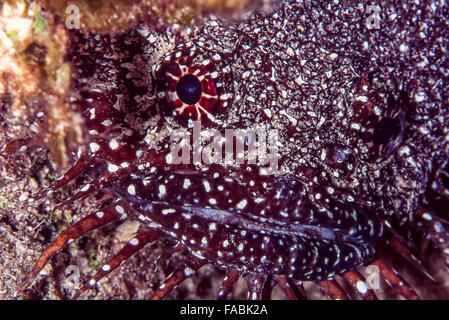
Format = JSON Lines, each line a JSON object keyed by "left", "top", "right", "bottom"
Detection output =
{"left": 387, "top": 234, "right": 436, "bottom": 281}
{"left": 150, "top": 258, "right": 206, "bottom": 300}
{"left": 319, "top": 279, "right": 349, "bottom": 300}
{"left": 73, "top": 227, "right": 161, "bottom": 299}
{"left": 45, "top": 154, "right": 95, "bottom": 193}
{"left": 370, "top": 259, "right": 419, "bottom": 300}
{"left": 244, "top": 273, "right": 268, "bottom": 300}
{"left": 217, "top": 268, "right": 240, "bottom": 300}
{"left": 20, "top": 200, "right": 127, "bottom": 291}
{"left": 342, "top": 270, "right": 378, "bottom": 300}
{"left": 53, "top": 182, "right": 102, "bottom": 212}
{"left": 276, "top": 276, "right": 307, "bottom": 300}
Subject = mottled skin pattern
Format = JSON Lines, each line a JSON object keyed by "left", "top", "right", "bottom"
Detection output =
{"left": 21, "top": 0, "right": 449, "bottom": 299}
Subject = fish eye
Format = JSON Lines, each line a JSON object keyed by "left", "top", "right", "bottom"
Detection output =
{"left": 176, "top": 74, "right": 203, "bottom": 105}
{"left": 153, "top": 44, "right": 234, "bottom": 127}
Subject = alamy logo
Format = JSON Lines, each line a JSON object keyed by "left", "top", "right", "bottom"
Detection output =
{"left": 342, "top": 1, "right": 382, "bottom": 30}
{"left": 64, "top": 265, "right": 80, "bottom": 289}
{"left": 166, "top": 121, "right": 279, "bottom": 175}
{"left": 65, "top": 5, "right": 80, "bottom": 30}
{"left": 364, "top": 265, "right": 380, "bottom": 290}
{"left": 366, "top": 5, "right": 381, "bottom": 30}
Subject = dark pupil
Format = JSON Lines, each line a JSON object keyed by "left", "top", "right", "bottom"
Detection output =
{"left": 372, "top": 117, "right": 400, "bottom": 145}
{"left": 176, "top": 74, "right": 202, "bottom": 105}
